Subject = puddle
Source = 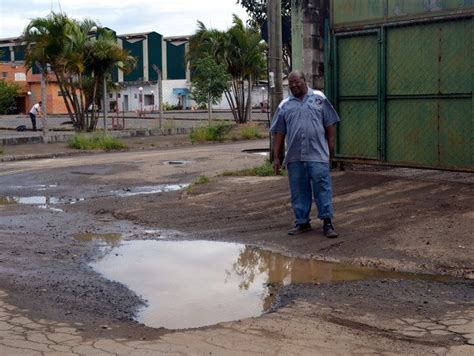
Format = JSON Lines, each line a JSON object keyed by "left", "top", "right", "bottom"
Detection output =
{"left": 0, "top": 184, "right": 188, "bottom": 209}
{"left": 0, "top": 196, "right": 65, "bottom": 212}
{"left": 90, "top": 240, "right": 453, "bottom": 330}
{"left": 164, "top": 160, "right": 194, "bottom": 165}
{"left": 243, "top": 148, "right": 269, "bottom": 157}
{"left": 73, "top": 232, "right": 122, "bottom": 246}
{"left": 0, "top": 197, "right": 17, "bottom": 205}
{"left": 115, "top": 184, "right": 189, "bottom": 197}
{"left": 0, "top": 195, "right": 87, "bottom": 211}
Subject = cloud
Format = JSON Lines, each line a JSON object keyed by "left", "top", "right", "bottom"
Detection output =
{"left": 0, "top": 0, "right": 249, "bottom": 38}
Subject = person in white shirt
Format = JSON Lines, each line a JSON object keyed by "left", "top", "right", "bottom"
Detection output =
{"left": 29, "top": 101, "right": 42, "bottom": 131}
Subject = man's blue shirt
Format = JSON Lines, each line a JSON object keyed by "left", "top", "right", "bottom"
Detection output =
{"left": 270, "top": 89, "right": 340, "bottom": 165}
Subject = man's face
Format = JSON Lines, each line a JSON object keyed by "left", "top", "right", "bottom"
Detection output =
{"left": 288, "top": 75, "right": 307, "bottom": 99}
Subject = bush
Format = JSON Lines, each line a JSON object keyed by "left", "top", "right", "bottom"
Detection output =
{"left": 68, "top": 133, "right": 127, "bottom": 151}
{"left": 0, "top": 80, "right": 20, "bottom": 114}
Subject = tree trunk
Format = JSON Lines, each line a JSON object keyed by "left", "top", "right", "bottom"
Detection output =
{"left": 245, "top": 77, "right": 252, "bottom": 123}
{"left": 208, "top": 94, "right": 212, "bottom": 124}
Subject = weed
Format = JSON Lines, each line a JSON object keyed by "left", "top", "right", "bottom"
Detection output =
{"left": 163, "top": 119, "right": 176, "bottom": 130}
{"left": 222, "top": 161, "right": 279, "bottom": 177}
{"left": 194, "top": 175, "right": 210, "bottom": 184}
{"left": 189, "top": 120, "right": 233, "bottom": 142}
{"left": 238, "top": 123, "right": 264, "bottom": 139}
{"left": 68, "top": 133, "right": 127, "bottom": 151}
{"left": 186, "top": 175, "right": 210, "bottom": 194}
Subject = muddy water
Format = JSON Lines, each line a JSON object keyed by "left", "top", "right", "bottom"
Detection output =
{"left": 0, "top": 184, "right": 188, "bottom": 208}
{"left": 73, "top": 232, "right": 122, "bottom": 246}
{"left": 90, "top": 240, "right": 454, "bottom": 330}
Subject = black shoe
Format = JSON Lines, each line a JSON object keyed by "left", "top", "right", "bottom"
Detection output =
{"left": 323, "top": 222, "right": 338, "bottom": 238}
{"left": 288, "top": 223, "right": 312, "bottom": 235}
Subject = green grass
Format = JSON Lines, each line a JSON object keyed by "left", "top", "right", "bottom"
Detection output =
{"left": 189, "top": 120, "right": 234, "bottom": 142}
{"left": 0, "top": 148, "right": 3, "bottom": 155}
{"left": 186, "top": 175, "right": 210, "bottom": 194}
{"left": 68, "top": 133, "right": 127, "bottom": 151}
{"left": 163, "top": 119, "right": 176, "bottom": 130}
{"left": 221, "top": 161, "right": 279, "bottom": 177}
{"left": 238, "top": 125, "right": 263, "bottom": 139}
{"left": 194, "top": 175, "right": 210, "bottom": 184}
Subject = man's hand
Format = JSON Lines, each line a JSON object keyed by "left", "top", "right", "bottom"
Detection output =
{"left": 273, "top": 158, "right": 281, "bottom": 175}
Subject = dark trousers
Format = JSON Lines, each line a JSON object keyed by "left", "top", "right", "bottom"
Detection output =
{"left": 29, "top": 113, "right": 37, "bottom": 131}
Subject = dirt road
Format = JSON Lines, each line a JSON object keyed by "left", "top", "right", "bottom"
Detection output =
{"left": 0, "top": 138, "right": 473, "bottom": 355}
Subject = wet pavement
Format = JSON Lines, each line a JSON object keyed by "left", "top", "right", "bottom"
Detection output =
{"left": 1, "top": 288, "right": 473, "bottom": 355}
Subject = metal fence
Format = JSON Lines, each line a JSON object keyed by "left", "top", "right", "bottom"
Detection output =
{"left": 327, "top": 6, "right": 473, "bottom": 171}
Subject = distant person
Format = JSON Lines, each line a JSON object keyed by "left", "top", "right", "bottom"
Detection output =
{"left": 270, "top": 70, "right": 340, "bottom": 238}
{"left": 29, "top": 101, "right": 42, "bottom": 131}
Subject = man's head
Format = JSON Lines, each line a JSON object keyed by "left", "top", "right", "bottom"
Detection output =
{"left": 288, "top": 70, "right": 308, "bottom": 99}
{"left": 38, "top": 101, "right": 42, "bottom": 105}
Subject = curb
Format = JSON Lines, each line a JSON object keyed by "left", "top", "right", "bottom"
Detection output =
{"left": 0, "top": 150, "right": 98, "bottom": 163}
{"left": 0, "top": 127, "right": 196, "bottom": 162}
{"left": 0, "top": 127, "right": 194, "bottom": 146}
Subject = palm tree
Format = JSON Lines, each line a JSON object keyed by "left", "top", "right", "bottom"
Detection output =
{"left": 84, "top": 28, "right": 135, "bottom": 130}
{"left": 188, "top": 15, "right": 266, "bottom": 123}
{"left": 22, "top": 12, "right": 135, "bottom": 131}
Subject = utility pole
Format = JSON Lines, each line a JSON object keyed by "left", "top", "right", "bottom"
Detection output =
{"left": 102, "top": 77, "right": 108, "bottom": 131}
{"left": 267, "top": 0, "right": 283, "bottom": 162}
{"left": 152, "top": 64, "right": 163, "bottom": 129}
{"left": 37, "top": 62, "right": 48, "bottom": 142}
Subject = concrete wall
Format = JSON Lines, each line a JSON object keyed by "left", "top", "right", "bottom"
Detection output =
{"left": 291, "top": 0, "right": 329, "bottom": 90}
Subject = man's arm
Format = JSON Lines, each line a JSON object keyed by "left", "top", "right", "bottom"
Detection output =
{"left": 272, "top": 132, "right": 285, "bottom": 174}
{"left": 325, "top": 124, "right": 336, "bottom": 160}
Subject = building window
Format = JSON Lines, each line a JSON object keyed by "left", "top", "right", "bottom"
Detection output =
{"left": 1, "top": 72, "right": 7, "bottom": 78}
{"left": 144, "top": 94, "right": 154, "bottom": 106}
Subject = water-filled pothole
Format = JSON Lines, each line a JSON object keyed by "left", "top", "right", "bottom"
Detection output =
{"left": 73, "top": 232, "right": 122, "bottom": 245}
{"left": 0, "top": 196, "right": 67, "bottom": 211}
{"left": 115, "top": 184, "right": 189, "bottom": 197}
{"left": 0, "top": 184, "right": 189, "bottom": 209}
{"left": 164, "top": 160, "right": 194, "bottom": 165}
{"left": 243, "top": 148, "right": 269, "bottom": 157}
{"left": 91, "top": 240, "right": 453, "bottom": 330}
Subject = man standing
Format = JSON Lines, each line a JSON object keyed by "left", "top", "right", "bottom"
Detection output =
{"left": 270, "top": 71, "right": 340, "bottom": 238}
{"left": 29, "top": 101, "right": 42, "bottom": 131}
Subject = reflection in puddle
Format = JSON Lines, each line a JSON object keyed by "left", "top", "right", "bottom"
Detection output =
{"left": 0, "top": 197, "right": 17, "bottom": 205}
{"left": 0, "top": 183, "right": 188, "bottom": 210}
{"left": 116, "top": 184, "right": 189, "bottom": 197}
{"left": 0, "top": 195, "right": 83, "bottom": 212}
{"left": 73, "top": 232, "right": 122, "bottom": 246}
{"left": 91, "top": 240, "right": 452, "bottom": 330}
{"left": 243, "top": 149, "right": 269, "bottom": 157}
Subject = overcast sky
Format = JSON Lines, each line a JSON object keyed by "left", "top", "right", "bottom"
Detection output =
{"left": 0, "top": 0, "right": 249, "bottom": 38}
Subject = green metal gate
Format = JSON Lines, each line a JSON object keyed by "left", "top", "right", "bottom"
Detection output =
{"left": 328, "top": 1, "right": 473, "bottom": 170}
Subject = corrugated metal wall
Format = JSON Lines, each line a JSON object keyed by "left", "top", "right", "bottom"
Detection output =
{"left": 328, "top": 0, "right": 473, "bottom": 170}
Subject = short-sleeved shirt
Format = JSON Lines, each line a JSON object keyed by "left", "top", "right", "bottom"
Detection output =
{"left": 270, "top": 89, "right": 340, "bottom": 165}
{"left": 29, "top": 103, "right": 41, "bottom": 115}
